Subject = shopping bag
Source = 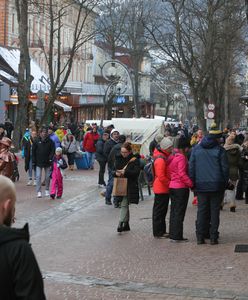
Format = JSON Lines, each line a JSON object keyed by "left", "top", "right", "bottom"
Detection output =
{"left": 112, "top": 177, "right": 128, "bottom": 196}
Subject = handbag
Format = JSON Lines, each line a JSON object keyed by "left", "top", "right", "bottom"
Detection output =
{"left": 112, "top": 157, "right": 136, "bottom": 196}
{"left": 112, "top": 177, "right": 128, "bottom": 196}
{"left": 62, "top": 141, "right": 72, "bottom": 154}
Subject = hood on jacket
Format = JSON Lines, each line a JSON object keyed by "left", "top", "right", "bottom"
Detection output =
{"left": 153, "top": 148, "right": 171, "bottom": 158}
{"left": 200, "top": 136, "right": 219, "bottom": 149}
{"left": 0, "top": 223, "right": 29, "bottom": 247}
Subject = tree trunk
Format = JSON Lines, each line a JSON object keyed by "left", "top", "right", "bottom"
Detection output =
{"left": 133, "top": 68, "right": 140, "bottom": 118}
{"left": 13, "top": 0, "right": 33, "bottom": 149}
{"left": 41, "top": 90, "right": 57, "bottom": 125}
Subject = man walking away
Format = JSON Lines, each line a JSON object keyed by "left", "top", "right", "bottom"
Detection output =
{"left": 0, "top": 175, "right": 46, "bottom": 299}
{"left": 189, "top": 123, "right": 229, "bottom": 245}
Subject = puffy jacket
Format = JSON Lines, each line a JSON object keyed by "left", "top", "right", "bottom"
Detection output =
{"left": 0, "top": 149, "right": 15, "bottom": 178}
{"left": 49, "top": 133, "right": 61, "bottom": 149}
{"left": 153, "top": 148, "right": 171, "bottom": 194}
{"left": 32, "top": 137, "right": 55, "bottom": 168}
{"left": 83, "top": 131, "right": 99, "bottom": 153}
{"left": 169, "top": 149, "right": 193, "bottom": 189}
{"left": 189, "top": 136, "right": 229, "bottom": 192}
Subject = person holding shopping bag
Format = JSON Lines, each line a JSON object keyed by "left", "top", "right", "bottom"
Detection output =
{"left": 113, "top": 142, "right": 140, "bottom": 233}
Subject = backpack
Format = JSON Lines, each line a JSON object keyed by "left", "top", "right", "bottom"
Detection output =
{"left": 144, "top": 155, "right": 167, "bottom": 186}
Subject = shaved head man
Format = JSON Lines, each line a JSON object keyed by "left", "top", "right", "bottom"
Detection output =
{"left": 0, "top": 176, "right": 46, "bottom": 299}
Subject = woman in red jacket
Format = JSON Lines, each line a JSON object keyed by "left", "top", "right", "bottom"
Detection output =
{"left": 152, "top": 137, "right": 173, "bottom": 238}
{"left": 168, "top": 138, "right": 193, "bottom": 242}
{"left": 83, "top": 124, "right": 100, "bottom": 169}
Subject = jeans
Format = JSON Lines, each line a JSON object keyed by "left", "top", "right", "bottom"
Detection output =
{"left": 86, "top": 152, "right": 95, "bottom": 169}
{"left": 169, "top": 188, "right": 189, "bottom": 240}
{"left": 196, "top": 191, "right": 223, "bottom": 240}
{"left": 105, "top": 166, "right": 114, "bottom": 201}
{"left": 152, "top": 193, "right": 170, "bottom": 237}
{"left": 36, "top": 166, "right": 51, "bottom": 193}
{"left": 28, "top": 158, "right": 36, "bottom": 180}
{"left": 97, "top": 160, "right": 106, "bottom": 185}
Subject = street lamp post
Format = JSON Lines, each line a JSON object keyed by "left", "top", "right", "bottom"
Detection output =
{"left": 99, "top": 60, "right": 134, "bottom": 122}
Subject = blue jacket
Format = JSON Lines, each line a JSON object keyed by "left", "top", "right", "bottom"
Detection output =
{"left": 189, "top": 136, "right": 229, "bottom": 192}
{"left": 49, "top": 133, "right": 61, "bottom": 149}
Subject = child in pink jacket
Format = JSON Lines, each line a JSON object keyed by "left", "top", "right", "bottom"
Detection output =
{"left": 50, "top": 147, "right": 67, "bottom": 199}
{"left": 168, "top": 138, "right": 193, "bottom": 242}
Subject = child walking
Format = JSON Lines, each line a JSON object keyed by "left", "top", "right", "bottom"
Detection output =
{"left": 50, "top": 147, "right": 67, "bottom": 199}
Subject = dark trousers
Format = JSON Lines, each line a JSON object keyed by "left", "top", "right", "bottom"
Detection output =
{"left": 67, "top": 152, "right": 75, "bottom": 166}
{"left": 196, "top": 191, "right": 223, "bottom": 240}
{"left": 236, "top": 169, "right": 244, "bottom": 199}
{"left": 152, "top": 193, "right": 169, "bottom": 237}
{"left": 169, "top": 188, "right": 189, "bottom": 240}
{"left": 98, "top": 160, "right": 106, "bottom": 185}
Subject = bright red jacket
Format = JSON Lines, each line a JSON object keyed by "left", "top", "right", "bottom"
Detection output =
{"left": 83, "top": 131, "right": 100, "bottom": 153}
{"left": 153, "top": 148, "right": 171, "bottom": 194}
{"left": 168, "top": 149, "right": 193, "bottom": 189}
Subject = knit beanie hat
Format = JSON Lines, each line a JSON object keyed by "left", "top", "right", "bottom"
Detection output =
{"left": 159, "top": 137, "right": 173, "bottom": 150}
{"left": 208, "top": 122, "right": 222, "bottom": 138}
{"left": 110, "top": 128, "right": 119, "bottom": 136}
{"left": 155, "top": 133, "right": 164, "bottom": 143}
{"left": 55, "top": 147, "right": 63, "bottom": 153}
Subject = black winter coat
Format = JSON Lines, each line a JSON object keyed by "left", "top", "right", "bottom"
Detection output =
{"left": 114, "top": 153, "right": 141, "bottom": 204}
{"left": 95, "top": 138, "right": 107, "bottom": 162}
{"left": 103, "top": 138, "right": 118, "bottom": 167}
{"left": 239, "top": 146, "right": 248, "bottom": 191}
{"left": 24, "top": 137, "right": 37, "bottom": 172}
{"left": 32, "top": 136, "right": 55, "bottom": 168}
{"left": 0, "top": 223, "right": 46, "bottom": 299}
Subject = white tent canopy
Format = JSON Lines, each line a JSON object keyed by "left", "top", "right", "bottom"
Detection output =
{"left": 86, "top": 118, "right": 165, "bottom": 156}
{"left": 54, "top": 100, "right": 72, "bottom": 112}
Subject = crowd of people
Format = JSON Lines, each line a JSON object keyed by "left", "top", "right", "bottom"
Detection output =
{"left": 1, "top": 118, "right": 248, "bottom": 298}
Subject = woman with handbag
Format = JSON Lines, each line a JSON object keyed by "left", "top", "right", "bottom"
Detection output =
{"left": 61, "top": 131, "right": 78, "bottom": 170}
{"left": 113, "top": 142, "right": 140, "bottom": 233}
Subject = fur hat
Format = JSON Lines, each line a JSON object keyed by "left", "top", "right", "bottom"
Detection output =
{"left": 0, "top": 137, "right": 12, "bottom": 147}
{"left": 159, "top": 137, "right": 173, "bottom": 150}
{"left": 208, "top": 122, "right": 222, "bottom": 138}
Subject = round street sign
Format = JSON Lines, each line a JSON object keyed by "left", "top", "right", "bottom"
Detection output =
{"left": 207, "top": 111, "right": 215, "bottom": 119}
{"left": 208, "top": 104, "right": 215, "bottom": 110}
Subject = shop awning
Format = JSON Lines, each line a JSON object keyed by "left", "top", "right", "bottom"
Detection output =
{"left": 54, "top": 100, "right": 72, "bottom": 112}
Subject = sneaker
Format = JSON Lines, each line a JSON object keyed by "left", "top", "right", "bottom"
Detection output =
{"left": 33, "top": 180, "right": 37, "bottom": 186}
{"left": 170, "top": 238, "right": 189, "bottom": 243}
{"left": 37, "top": 192, "right": 42, "bottom": 198}
{"left": 98, "top": 184, "right": 105, "bottom": 188}
{"left": 27, "top": 180, "right": 32, "bottom": 186}
{"left": 44, "top": 190, "right": 50, "bottom": 197}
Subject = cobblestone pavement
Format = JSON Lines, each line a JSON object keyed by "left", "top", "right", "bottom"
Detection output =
{"left": 14, "top": 156, "right": 248, "bottom": 300}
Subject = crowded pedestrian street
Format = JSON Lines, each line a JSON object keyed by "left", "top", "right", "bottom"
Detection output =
{"left": 14, "top": 156, "right": 248, "bottom": 300}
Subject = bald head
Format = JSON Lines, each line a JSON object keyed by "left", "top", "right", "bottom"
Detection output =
{"left": 0, "top": 176, "right": 16, "bottom": 226}
{"left": 0, "top": 175, "right": 16, "bottom": 203}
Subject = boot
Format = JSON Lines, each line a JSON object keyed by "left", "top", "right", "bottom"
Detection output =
{"left": 117, "top": 222, "right": 124, "bottom": 232}
{"left": 122, "top": 222, "right": 130, "bottom": 231}
{"left": 230, "top": 207, "right": 236, "bottom": 212}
